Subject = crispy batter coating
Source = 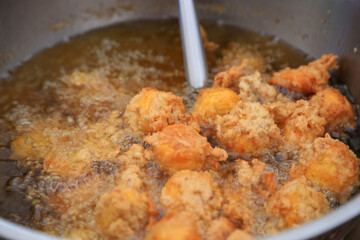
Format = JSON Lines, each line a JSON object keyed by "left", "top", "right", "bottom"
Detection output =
{"left": 290, "top": 135, "right": 359, "bottom": 202}
{"left": 269, "top": 54, "right": 338, "bottom": 94}
{"left": 266, "top": 177, "right": 330, "bottom": 229}
{"left": 213, "top": 43, "right": 266, "bottom": 89}
{"left": 144, "top": 124, "right": 227, "bottom": 173}
{"left": 266, "top": 100, "right": 326, "bottom": 146}
{"left": 111, "top": 144, "right": 153, "bottom": 190}
{"left": 146, "top": 213, "right": 203, "bottom": 240}
{"left": 236, "top": 159, "right": 267, "bottom": 188}
{"left": 206, "top": 217, "right": 236, "bottom": 240}
{"left": 95, "top": 186, "right": 158, "bottom": 239}
{"left": 213, "top": 60, "right": 250, "bottom": 89}
{"left": 223, "top": 159, "right": 277, "bottom": 232}
{"left": 160, "top": 170, "right": 223, "bottom": 221}
{"left": 215, "top": 101, "right": 282, "bottom": 155}
{"left": 310, "top": 87, "right": 356, "bottom": 132}
{"left": 192, "top": 88, "right": 239, "bottom": 123}
{"left": 124, "top": 88, "right": 185, "bottom": 133}
{"left": 226, "top": 230, "right": 254, "bottom": 240}
{"left": 238, "top": 72, "right": 290, "bottom": 104}
{"left": 223, "top": 189, "right": 259, "bottom": 232}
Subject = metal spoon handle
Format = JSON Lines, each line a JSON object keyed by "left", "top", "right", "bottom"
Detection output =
{"left": 178, "top": 0, "right": 208, "bottom": 89}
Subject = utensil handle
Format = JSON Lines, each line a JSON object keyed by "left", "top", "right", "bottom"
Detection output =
{"left": 178, "top": 0, "right": 208, "bottom": 88}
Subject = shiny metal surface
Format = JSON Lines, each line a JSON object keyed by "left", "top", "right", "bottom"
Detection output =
{"left": 0, "top": 0, "right": 359, "bottom": 239}
{"left": 178, "top": 0, "right": 208, "bottom": 88}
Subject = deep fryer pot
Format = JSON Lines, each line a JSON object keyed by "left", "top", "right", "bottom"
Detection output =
{"left": 0, "top": 0, "right": 360, "bottom": 239}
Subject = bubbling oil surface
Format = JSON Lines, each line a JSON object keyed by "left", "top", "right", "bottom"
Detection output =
{"left": 0, "top": 19, "right": 358, "bottom": 239}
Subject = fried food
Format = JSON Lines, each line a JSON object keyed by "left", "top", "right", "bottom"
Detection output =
{"left": 94, "top": 186, "right": 158, "bottom": 239}
{"left": 310, "top": 87, "right": 356, "bottom": 132}
{"left": 238, "top": 72, "right": 290, "bottom": 104}
{"left": 213, "top": 60, "right": 251, "bottom": 89}
{"left": 213, "top": 42, "right": 267, "bottom": 89}
{"left": 144, "top": 124, "right": 227, "bottom": 173}
{"left": 236, "top": 159, "right": 267, "bottom": 188}
{"left": 160, "top": 170, "right": 223, "bottom": 221}
{"left": 215, "top": 101, "right": 282, "bottom": 154}
{"left": 223, "top": 191, "right": 255, "bottom": 231}
{"left": 266, "top": 177, "right": 330, "bottom": 229}
{"left": 265, "top": 100, "right": 326, "bottom": 146}
{"left": 146, "top": 213, "right": 203, "bottom": 240}
{"left": 5, "top": 23, "right": 359, "bottom": 240}
{"left": 205, "top": 217, "right": 236, "bottom": 240}
{"left": 226, "top": 230, "right": 254, "bottom": 240}
{"left": 223, "top": 159, "right": 278, "bottom": 232}
{"left": 124, "top": 88, "right": 185, "bottom": 133}
{"left": 290, "top": 135, "right": 359, "bottom": 202}
{"left": 269, "top": 54, "right": 338, "bottom": 94}
{"left": 192, "top": 87, "right": 238, "bottom": 123}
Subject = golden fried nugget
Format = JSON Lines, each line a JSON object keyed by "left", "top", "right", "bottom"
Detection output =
{"left": 310, "top": 87, "right": 356, "bottom": 132}
{"left": 266, "top": 100, "right": 326, "bottom": 146}
{"left": 192, "top": 88, "right": 239, "bottom": 123}
{"left": 215, "top": 101, "right": 282, "bottom": 155}
{"left": 95, "top": 186, "right": 158, "bottom": 239}
{"left": 226, "top": 229, "right": 254, "bottom": 240}
{"left": 144, "top": 124, "right": 227, "bottom": 173}
{"left": 146, "top": 213, "right": 203, "bottom": 240}
{"left": 238, "top": 72, "right": 290, "bottom": 104}
{"left": 266, "top": 178, "right": 330, "bottom": 229}
{"left": 206, "top": 217, "right": 236, "bottom": 240}
{"left": 124, "top": 88, "right": 185, "bottom": 133}
{"left": 269, "top": 54, "right": 338, "bottom": 94}
{"left": 160, "top": 170, "right": 223, "bottom": 221}
{"left": 290, "top": 135, "right": 359, "bottom": 202}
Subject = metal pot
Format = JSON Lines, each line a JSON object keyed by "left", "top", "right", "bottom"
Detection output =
{"left": 0, "top": 0, "right": 359, "bottom": 239}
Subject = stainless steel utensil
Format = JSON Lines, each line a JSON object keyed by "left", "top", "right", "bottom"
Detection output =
{"left": 178, "top": 0, "right": 208, "bottom": 88}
